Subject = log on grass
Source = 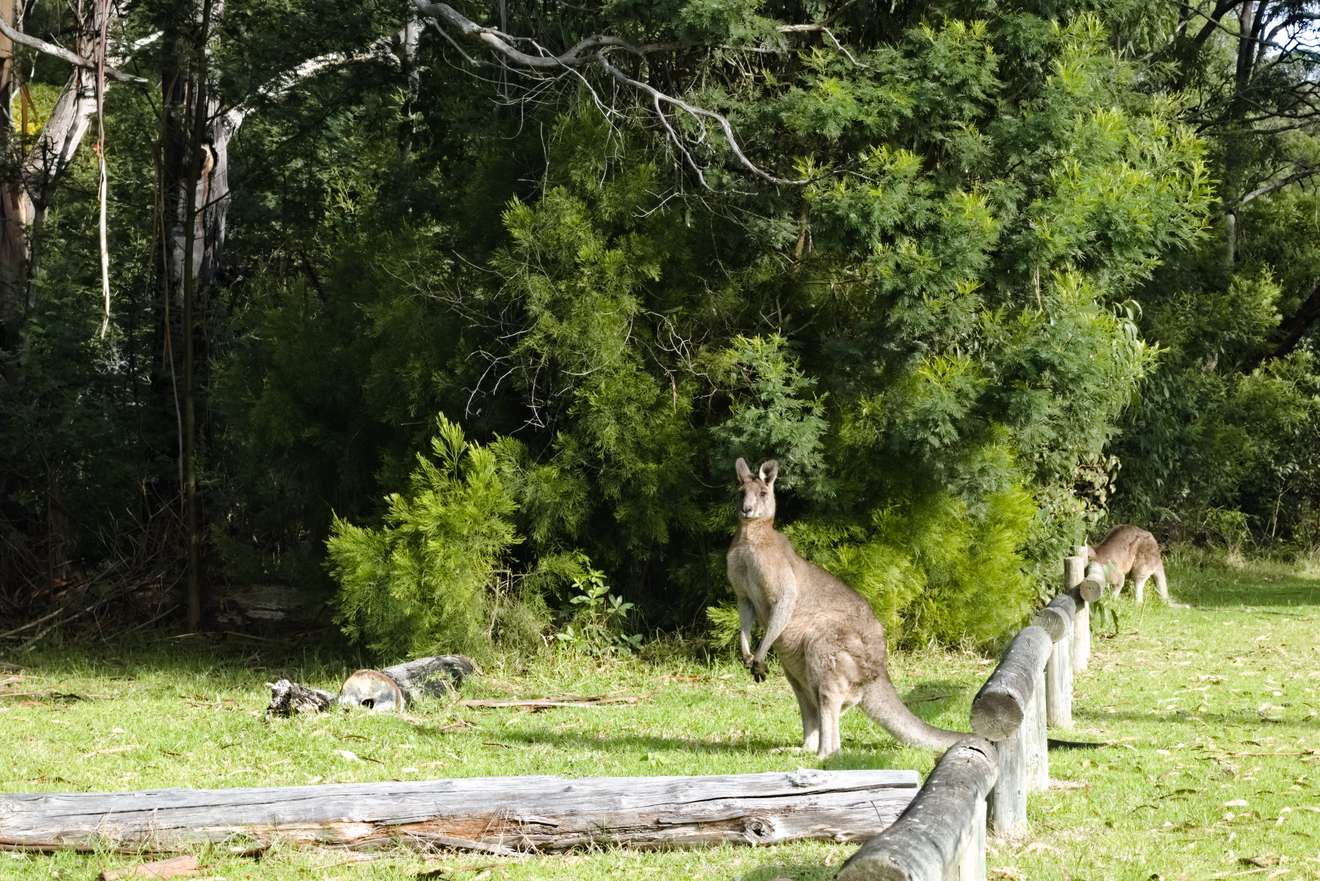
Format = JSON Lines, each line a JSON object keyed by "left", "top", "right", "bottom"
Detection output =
{"left": 264, "top": 679, "right": 334, "bottom": 716}
{"left": 837, "top": 738, "right": 998, "bottom": 881}
{"left": 0, "top": 769, "right": 920, "bottom": 854}
{"left": 266, "top": 655, "right": 475, "bottom": 716}
{"left": 380, "top": 655, "right": 475, "bottom": 698}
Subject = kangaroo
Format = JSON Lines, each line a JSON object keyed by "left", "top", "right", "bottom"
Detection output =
{"left": 725, "top": 458, "right": 965, "bottom": 757}
{"left": 1083, "top": 524, "right": 1169, "bottom": 604}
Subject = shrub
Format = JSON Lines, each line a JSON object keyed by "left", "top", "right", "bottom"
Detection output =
{"left": 327, "top": 415, "right": 520, "bottom": 658}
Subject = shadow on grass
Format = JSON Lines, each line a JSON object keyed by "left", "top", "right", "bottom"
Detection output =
{"left": 4, "top": 630, "right": 369, "bottom": 684}
{"left": 484, "top": 725, "right": 915, "bottom": 769}
{"left": 740, "top": 858, "right": 843, "bottom": 881}
{"left": 471, "top": 685, "right": 964, "bottom": 771}
{"left": 1186, "top": 579, "right": 1320, "bottom": 610}
{"left": 1075, "top": 706, "right": 1319, "bottom": 733}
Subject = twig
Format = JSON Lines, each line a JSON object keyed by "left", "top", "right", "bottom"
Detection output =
{"left": 0, "top": 607, "right": 64, "bottom": 640}
{"left": 458, "top": 695, "right": 645, "bottom": 710}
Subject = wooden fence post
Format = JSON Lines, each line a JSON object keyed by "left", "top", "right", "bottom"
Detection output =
{"left": 971, "top": 626, "right": 1052, "bottom": 838}
{"left": 1028, "top": 666, "right": 1048, "bottom": 792}
{"left": 956, "top": 796, "right": 988, "bottom": 881}
{"left": 1037, "top": 593, "right": 1075, "bottom": 729}
{"left": 1065, "top": 552, "right": 1090, "bottom": 673}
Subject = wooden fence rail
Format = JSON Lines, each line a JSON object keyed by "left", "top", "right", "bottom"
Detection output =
{"left": 837, "top": 738, "right": 998, "bottom": 881}
{"left": 841, "top": 550, "right": 1103, "bottom": 879}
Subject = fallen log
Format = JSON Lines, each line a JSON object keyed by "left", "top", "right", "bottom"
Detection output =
{"left": 264, "top": 680, "right": 334, "bottom": 716}
{"left": 0, "top": 769, "right": 919, "bottom": 854}
{"left": 266, "top": 655, "right": 475, "bottom": 716}
{"left": 98, "top": 855, "right": 200, "bottom": 880}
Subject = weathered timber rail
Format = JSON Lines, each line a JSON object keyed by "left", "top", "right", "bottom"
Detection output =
{"left": 837, "top": 738, "right": 998, "bottom": 881}
{"left": 0, "top": 769, "right": 919, "bottom": 854}
{"left": 840, "top": 549, "right": 1103, "bottom": 879}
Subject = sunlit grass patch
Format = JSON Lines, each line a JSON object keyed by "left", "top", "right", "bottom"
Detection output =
{"left": 2, "top": 552, "right": 1318, "bottom": 879}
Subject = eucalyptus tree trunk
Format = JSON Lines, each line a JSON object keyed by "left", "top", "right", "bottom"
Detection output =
{"left": 1222, "top": 0, "right": 1267, "bottom": 270}
{"left": 1, "top": 0, "right": 112, "bottom": 589}
{"left": 158, "top": 0, "right": 223, "bottom": 630}
{"left": 0, "top": 3, "right": 107, "bottom": 356}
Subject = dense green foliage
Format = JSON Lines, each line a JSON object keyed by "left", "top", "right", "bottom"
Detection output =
{"left": 327, "top": 416, "right": 520, "bottom": 656}
{"left": 4, "top": 0, "right": 1319, "bottom": 656}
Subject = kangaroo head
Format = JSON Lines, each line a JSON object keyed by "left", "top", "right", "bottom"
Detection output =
{"left": 734, "top": 457, "right": 779, "bottom": 521}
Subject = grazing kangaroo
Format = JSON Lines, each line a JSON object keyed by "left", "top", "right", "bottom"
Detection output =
{"left": 725, "top": 458, "right": 964, "bottom": 756}
{"left": 1084, "top": 524, "right": 1169, "bottom": 604}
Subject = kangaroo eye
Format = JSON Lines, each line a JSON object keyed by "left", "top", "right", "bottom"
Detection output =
{"left": 760, "top": 489, "right": 768, "bottom": 497}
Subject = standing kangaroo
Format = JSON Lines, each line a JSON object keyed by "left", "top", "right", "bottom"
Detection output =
{"left": 725, "top": 458, "right": 965, "bottom": 756}
{"left": 1083, "top": 524, "right": 1169, "bottom": 604}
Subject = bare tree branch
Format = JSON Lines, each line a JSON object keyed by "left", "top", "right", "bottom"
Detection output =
{"left": 222, "top": 30, "right": 404, "bottom": 132}
{"left": 412, "top": 1, "right": 808, "bottom": 186}
{"left": 597, "top": 56, "right": 803, "bottom": 186}
{"left": 1236, "top": 164, "right": 1320, "bottom": 206}
{"left": 0, "top": 14, "right": 146, "bottom": 83}
{"left": 415, "top": 2, "right": 675, "bottom": 66}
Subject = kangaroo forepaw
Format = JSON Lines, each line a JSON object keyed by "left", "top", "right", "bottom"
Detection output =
{"left": 749, "top": 658, "right": 768, "bottom": 682}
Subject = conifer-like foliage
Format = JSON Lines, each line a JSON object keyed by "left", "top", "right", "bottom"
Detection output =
{"left": 327, "top": 416, "right": 519, "bottom": 656}
{"left": 16, "top": 0, "right": 1318, "bottom": 655}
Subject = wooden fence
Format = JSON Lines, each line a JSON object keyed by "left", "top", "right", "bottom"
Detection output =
{"left": 838, "top": 548, "right": 1103, "bottom": 881}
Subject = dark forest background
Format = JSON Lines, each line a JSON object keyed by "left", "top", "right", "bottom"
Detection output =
{"left": 3, "top": 0, "right": 1319, "bottom": 656}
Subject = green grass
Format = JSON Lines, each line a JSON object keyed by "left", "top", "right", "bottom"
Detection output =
{"left": 2, "top": 552, "right": 1318, "bottom": 879}
{"left": 1000, "top": 550, "right": 1320, "bottom": 881}
{"left": 0, "top": 634, "right": 984, "bottom": 880}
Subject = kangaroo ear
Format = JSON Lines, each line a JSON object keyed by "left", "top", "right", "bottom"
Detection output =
{"left": 758, "top": 459, "right": 779, "bottom": 485}
{"left": 735, "top": 458, "right": 753, "bottom": 482}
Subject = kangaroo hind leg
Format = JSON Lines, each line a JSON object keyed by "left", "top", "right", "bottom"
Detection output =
{"left": 1154, "top": 561, "right": 1170, "bottom": 603}
{"left": 816, "top": 687, "right": 847, "bottom": 759}
{"left": 1133, "top": 569, "right": 1149, "bottom": 604}
{"left": 785, "top": 668, "right": 820, "bottom": 753}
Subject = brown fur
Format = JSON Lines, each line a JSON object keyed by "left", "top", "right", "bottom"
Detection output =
{"left": 726, "top": 458, "right": 964, "bottom": 756}
{"left": 1084, "top": 524, "right": 1169, "bottom": 604}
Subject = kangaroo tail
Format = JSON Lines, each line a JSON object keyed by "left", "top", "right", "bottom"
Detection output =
{"left": 861, "top": 674, "right": 966, "bottom": 751}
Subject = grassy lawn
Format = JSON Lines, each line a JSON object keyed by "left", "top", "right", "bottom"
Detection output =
{"left": 1, "top": 552, "right": 1318, "bottom": 880}
{"left": 1001, "top": 552, "right": 1320, "bottom": 881}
